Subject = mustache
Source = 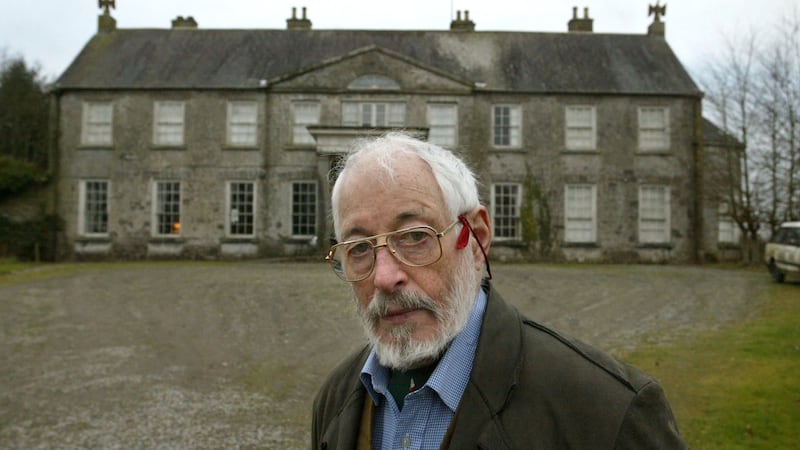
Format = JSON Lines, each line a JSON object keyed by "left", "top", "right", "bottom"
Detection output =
{"left": 366, "top": 290, "right": 439, "bottom": 320}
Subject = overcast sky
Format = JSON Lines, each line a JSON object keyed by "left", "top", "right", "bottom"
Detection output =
{"left": 0, "top": 0, "right": 795, "bottom": 81}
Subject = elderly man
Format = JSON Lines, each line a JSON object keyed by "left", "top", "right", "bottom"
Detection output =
{"left": 312, "top": 133, "right": 686, "bottom": 449}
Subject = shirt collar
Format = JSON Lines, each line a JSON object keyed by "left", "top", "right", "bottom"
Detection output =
{"left": 359, "top": 288, "right": 488, "bottom": 411}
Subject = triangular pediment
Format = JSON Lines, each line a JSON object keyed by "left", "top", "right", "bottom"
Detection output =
{"left": 269, "top": 45, "right": 474, "bottom": 94}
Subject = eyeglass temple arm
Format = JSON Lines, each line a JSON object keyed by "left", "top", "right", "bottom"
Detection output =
{"left": 457, "top": 214, "right": 492, "bottom": 281}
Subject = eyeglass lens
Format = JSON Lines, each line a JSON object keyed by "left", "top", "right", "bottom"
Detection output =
{"left": 333, "top": 227, "right": 442, "bottom": 281}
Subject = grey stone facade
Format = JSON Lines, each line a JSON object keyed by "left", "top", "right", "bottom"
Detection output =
{"left": 49, "top": 6, "right": 739, "bottom": 262}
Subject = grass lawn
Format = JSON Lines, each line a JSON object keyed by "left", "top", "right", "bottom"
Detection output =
{"left": 624, "top": 282, "right": 800, "bottom": 449}
{"left": 0, "top": 258, "right": 34, "bottom": 276}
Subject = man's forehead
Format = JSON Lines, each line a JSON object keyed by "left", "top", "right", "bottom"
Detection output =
{"left": 342, "top": 153, "right": 434, "bottom": 194}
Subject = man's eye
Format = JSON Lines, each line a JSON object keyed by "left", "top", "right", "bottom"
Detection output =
{"left": 347, "top": 241, "right": 373, "bottom": 257}
{"left": 396, "top": 230, "right": 431, "bottom": 246}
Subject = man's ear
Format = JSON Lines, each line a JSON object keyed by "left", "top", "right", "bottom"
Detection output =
{"left": 466, "top": 206, "right": 491, "bottom": 267}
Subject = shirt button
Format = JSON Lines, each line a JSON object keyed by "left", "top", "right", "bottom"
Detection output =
{"left": 401, "top": 433, "right": 411, "bottom": 448}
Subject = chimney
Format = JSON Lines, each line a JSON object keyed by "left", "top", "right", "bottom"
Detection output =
{"left": 450, "top": 10, "right": 476, "bottom": 32}
{"left": 171, "top": 16, "right": 198, "bottom": 29}
{"left": 647, "top": 2, "right": 666, "bottom": 37}
{"left": 97, "top": 0, "right": 116, "bottom": 33}
{"left": 568, "top": 6, "right": 593, "bottom": 32}
{"left": 287, "top": 6, "right": 312, "bottom": 30}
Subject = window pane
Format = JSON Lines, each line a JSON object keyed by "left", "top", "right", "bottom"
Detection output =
{"left": 292, "top": 102, "right": 320, "bottom": 145}
{"left": 154, "top": 102, "right": 185, "bottom": 146}
{"left": 639, "top": 186, "right": 669, "bottom": 243}
{"left": 565, "top": 106, "right": 595, "bottom": 150}
{"left": 388, "top": 103, "right": 405, "bottom": 127}
{"left": 343, "top": 102, "right": 405, "bottom": 128}
{"left": 348, "top": 75, "right": 400, "bottom": 90}
{"left": 565, "top": 185, "right": 595, "bottom": 242}
{"left": 427, "top": 104, "right": 457, "bottom": 147}
{"left": 292, "top": 182, "right": 317, "bottom": 236}
{"left": 342, "top": 103, "right": 359, "bottom": 126}
{"left": 493, "top": 106, "right": 510, "bottom": 146}
{"left": 361, "top": 104, "right": 372, "bottom": 126}
{"left": 155, "top": 181, "right": 181, "bottom": 235}
{"left": 83, "top": 180, "right": 109, "bottom": 234}
{"left": 229, "top": 182, "right": 255, "bottom": 236}
{"left": 83, "top": 103, "right": 113, "bottom": 146}
{"left": 493, "top": 183, "right": 520, "bottom": 239}
{"left": 493, "top": 105, "right": 520, "bottom": 147}
{"left": 228, "top": 102, "right": 257, "bottom": 146}
{"left": 639, "top": 107, "right": 669, "bottom": 150}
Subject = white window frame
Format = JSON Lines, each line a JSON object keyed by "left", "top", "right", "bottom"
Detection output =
{"left": 78, "top": 179, "right": 110, "bottom": 237}
{"left": 638, "top": 185, "right": 670, "bottom": 244}
{"left": 226, "top": 101, "right": 258, "bottom": 147}
{"left": 153, "top": 101, "right": 185, "bottom": 146}
{"left": 564, "top": 184, "right": 597, "bottom": 243}
{"left": 342, "top": 101, "right": 406, "bottom": 127}
{"left": 565, "top": 105, "right": 596, "bottom": 150}
{"left": 226, "top": 181, "right": 256, "bottom": 238}
{"left": 492, "top": 105, "right": 521, "bottom": 148}
{"left": 291, "top": 181, "right": 318, "bottom": 238}
{"left": 638, "top": 107, "right": 670, "bottom": 151}
{"left": 426, "top": 103, "right": 458, "bottom": 148}
{"left": 292, "top": 101, "right": 321, "bottom": 146}
{"left": 81, "top": 102, "right": 113, "bottom": 146}
{"left": 152, "top": 181, "right": 182, "bottom": 237}
{"left": 717, "top": 203, "right": 739, "bottom": 244}
{"left": 491, "top": 183, "right": 522, "bottom": 240}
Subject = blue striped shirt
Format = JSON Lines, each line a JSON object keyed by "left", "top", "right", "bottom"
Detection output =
{"left": 359, "top": 289, "right": 487, "bottom": 450}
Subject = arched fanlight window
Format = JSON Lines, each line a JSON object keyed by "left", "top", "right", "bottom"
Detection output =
{"left": 348, "top": 74, "right": 400, "bottom": 90}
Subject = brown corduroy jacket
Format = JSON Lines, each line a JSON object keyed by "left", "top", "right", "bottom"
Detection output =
{"left": 311, "top": 283, "right": 686, "bottom": 449}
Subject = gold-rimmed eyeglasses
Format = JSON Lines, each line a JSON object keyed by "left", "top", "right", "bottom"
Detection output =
{"left": 326, "top": 219, "right": 461, "bottom": 282}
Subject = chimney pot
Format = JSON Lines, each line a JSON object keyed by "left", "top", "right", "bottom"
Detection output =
{"left": 450, "top": 9, "right": 475, "bottom": 32}
{"left": 171, "top": 15, "right": 198, "bottom": 29}
{"left": 287, "top": 6, "right": 312, "bottom": 30}
{"left": 568, "top": 5, "right": 593, "bottom": 32}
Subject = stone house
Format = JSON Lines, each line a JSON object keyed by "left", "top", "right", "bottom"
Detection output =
{"left": 50, "top": 5, "right": 739, "bottom": 262}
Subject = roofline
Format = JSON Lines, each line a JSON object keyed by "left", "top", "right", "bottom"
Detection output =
{"left": 51, "top": 85, "right": 704, "bottom": 98}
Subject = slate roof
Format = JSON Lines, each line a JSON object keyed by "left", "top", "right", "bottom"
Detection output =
{"left": 703, "top": 117, "right": 744, "bottom": 147}
{"left": 56, "top": 28, "right": 700, "bottom": 96}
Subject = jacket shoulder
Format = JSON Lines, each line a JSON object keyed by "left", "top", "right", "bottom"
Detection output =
{"left": 520, "top": 317, "right": 654, "bottom": 393}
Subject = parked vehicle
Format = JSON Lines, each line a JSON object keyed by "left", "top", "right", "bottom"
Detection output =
{"left": 764, "top": 221, "right": 800, "bottom": 283}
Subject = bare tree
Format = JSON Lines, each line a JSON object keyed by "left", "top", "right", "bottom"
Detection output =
{"left": 701, "top": 8, "right": 800, "bottom": 263}
{"left": 701, "top": 32, "right": 763, "bottom": 263}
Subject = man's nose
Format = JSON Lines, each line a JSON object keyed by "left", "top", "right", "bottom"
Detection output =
{"left": 371, "top": 244, "right": 407, "bottom": 292}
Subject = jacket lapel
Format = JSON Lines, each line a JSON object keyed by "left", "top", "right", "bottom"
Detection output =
{"left": 446, "top": 284, "right": 523, "bottom": 449}
{"left": 319, "top": 348, "right": 371, "bottom": 449}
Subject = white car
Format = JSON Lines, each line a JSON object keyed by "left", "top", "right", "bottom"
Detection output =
{"left": 764, "top": 221, "right": 800, "bottom": 283}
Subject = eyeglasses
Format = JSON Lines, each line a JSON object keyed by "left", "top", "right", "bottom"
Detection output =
{"left": 326, "top": 219, "right": 461, "bottom": 282}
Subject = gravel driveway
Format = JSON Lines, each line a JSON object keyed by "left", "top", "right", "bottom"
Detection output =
{"left": 0, "top": 262, "right": 770, "bottom": 449}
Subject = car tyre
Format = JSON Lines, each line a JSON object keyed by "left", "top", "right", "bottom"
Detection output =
{"left": 769, "top": 260, "right": 785, "bottom": 283}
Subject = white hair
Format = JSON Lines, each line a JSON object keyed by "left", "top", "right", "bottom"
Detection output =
{"left": 330, "top": 132, "right": 480, "bottom": 239}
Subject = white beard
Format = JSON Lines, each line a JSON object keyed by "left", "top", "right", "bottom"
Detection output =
{"left": 356, "top": 250, "right": 479, "bottom": 371}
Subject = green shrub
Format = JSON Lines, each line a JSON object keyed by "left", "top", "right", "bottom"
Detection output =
{"left": 0, "top": 155, "right": 47, "bottom": 199}
{"left": 0, "top": 213, "right": 63, "bottom": 261}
